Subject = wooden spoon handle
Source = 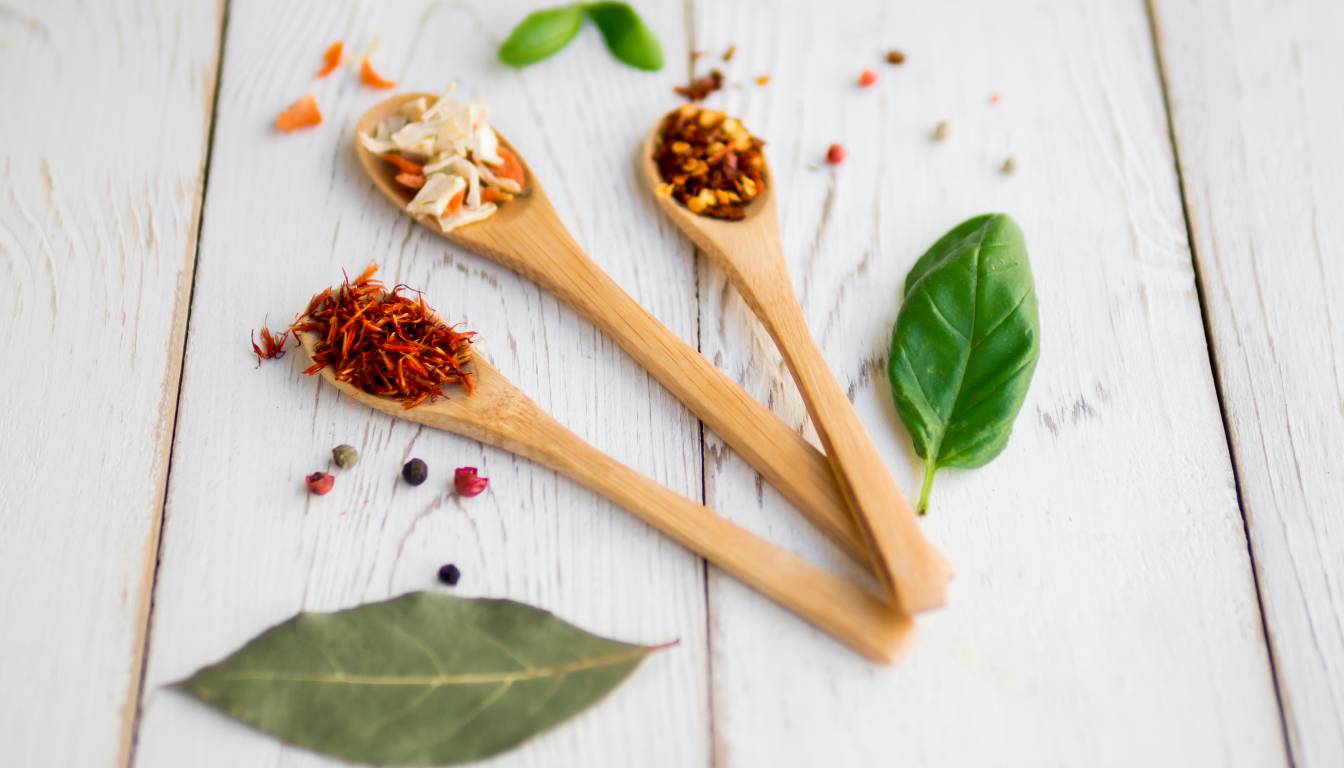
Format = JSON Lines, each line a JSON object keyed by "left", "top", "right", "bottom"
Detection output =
{"left": 517, "top": 232, "right": 870, "bottom": 568}
{"left": 491, "top": 397, "right": 914, "bottom": 663}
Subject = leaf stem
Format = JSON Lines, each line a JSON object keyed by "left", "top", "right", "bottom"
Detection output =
{"left": 916, "top": 457, "right": 938, "bottom": 516}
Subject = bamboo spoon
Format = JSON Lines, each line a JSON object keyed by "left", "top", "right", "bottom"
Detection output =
{"left": 296, "top": 331, "right": 914, "bottom": 663}
{"left": 353, "top": 94, "right": 873, "bottom": 572}
{"left": 641, "top": 122, "right": 951, "bottom": 614}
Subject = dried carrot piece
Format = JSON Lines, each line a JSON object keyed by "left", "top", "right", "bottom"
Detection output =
{"left": 317, "top": 41, "right": 343, "bottom": 78}
{"left": 395, "top": 172, "right": 426, "bottom": 189}
{"left": 494, "top": 146, "right": 526, "bottom": 187}
{"left": 276, "top": 94, "right": 322, "bottom": 132}
{"left": 383, "top": 153, "right": 422, "bottom": 175}
{"left": 441, "top": 188, "right": 465, "bottom": 216}
{"left": 480, "top": 187, "right": 508, "bottom": 204}
{"left": 359, "top": 58, "right": 396, "bottom": 89}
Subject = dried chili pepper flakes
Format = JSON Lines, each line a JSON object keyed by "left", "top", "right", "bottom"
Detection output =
{"left": 722, "top": 44, "right": 736, "bottom": 62}
{"left": 673, "top": 68, "right": 725, "bottom": 102}
{"left": 250, "top": 323, "right": 289, "bottom": 366}
{"left": 826, "top": 143, "right": 846, "bottom": 164}
{"left": 454, "top": 466, "right": 489, "bottom": 497}
{"left": 755, "top": 75, "right": 771, "bottom": 86}
{"left": 653, "top": 104, "right": 766, "bottom": 220}
{"left": 885, "top": 49, "right": 906, "bottom": 65}
{"left": 857, "top": 68, "right": 878, "bottom": 87}
{"left": 289, "top": 263, "right": 476, "bottom": 409}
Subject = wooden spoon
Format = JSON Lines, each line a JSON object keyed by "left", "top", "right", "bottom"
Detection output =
{"left": 641, "top": 120, "right": 951, "bottom": 614}
{"left": 296, "top": 330, "right": 914, "bottom": 663}
{"left": 354, "top": 94, "right": 872, "bottom": 572}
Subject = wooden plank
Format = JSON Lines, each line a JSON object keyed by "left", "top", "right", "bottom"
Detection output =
{"left": 0, "top": 1, "right": 223, "bottom": 765}
{"left": 1150, "top": 0, "right": 1344, "bottom": 764}
{"left": 690, "top": 0, "right": 1289, "bottom": 764}
{"left": 132, "top": 1, "right": 710, "bottom": 766}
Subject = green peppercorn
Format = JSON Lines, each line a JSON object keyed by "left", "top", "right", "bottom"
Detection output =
{"left": 402, "top": 458, "right": 428, "bottom": 486}
{"left": 331, "top": 444, "right": 359, "bottom": 469}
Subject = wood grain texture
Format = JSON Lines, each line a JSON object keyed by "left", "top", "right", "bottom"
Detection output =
{"left": 0, "top": 1, "right": 222, "bottom": 766}
{"left": 1151, "top": 0, "right": 1344, "bottom": 764}
{"left": 133, "top": 1, "right": 708, "bottom": 766}
{"left": 690, "top": 0, "right": 1289, "bottom": 765}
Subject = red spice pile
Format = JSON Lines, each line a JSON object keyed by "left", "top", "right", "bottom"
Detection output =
{"left": 654, "top": 105, "right": 766, "bottom": 220}
{"left": 291, "top": 263, "right": 475, "bottom": 408}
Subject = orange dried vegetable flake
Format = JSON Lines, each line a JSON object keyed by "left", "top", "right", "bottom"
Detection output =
{"left": 291, "top": 263, "right": 476, "bottom": 408}
{"left": 493, "top": 146, "right": 526, "bottom": 187}
{"left": 395, "top": 172, "right": 426, "bottom": 189}
{"left": 382, "top": 153, "right": 423, "bottom": 175}
{"left": 276, "top": 93, "right": 322, "bottom": 132}
{"left": 317, "top": 41, "right": 344, "bottom": 78}
{"left": 359, "top": 57, "right": 396, "bottom": 89}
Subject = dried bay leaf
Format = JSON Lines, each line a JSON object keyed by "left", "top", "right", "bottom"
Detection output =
{"left": 176, "top": 592, "right": 668, "bottom": 765}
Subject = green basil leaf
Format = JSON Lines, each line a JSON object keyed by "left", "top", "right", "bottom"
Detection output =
{"left": 499, "top": 4, "right": 586, "bottom": 67}
{"left": 585, "top": 2, "right": 664, "bottom": 71}
{"left": 176, "top": 592, "right": 668, "bottom": 765}
{"left": 888, "top": 213, "right": 1040, "bottom": 514}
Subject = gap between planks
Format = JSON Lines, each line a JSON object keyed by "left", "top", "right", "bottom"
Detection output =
{"left": 121, "top": 1, "right": 232, "bottom": 766}
{"left": 1140, "top": 0, "right": 1295, "bottom": 764}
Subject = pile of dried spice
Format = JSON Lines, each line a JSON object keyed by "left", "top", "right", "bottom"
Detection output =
{"left": 290, "top": 263, "right": 476, "bottom": 408}
{"left": 653, "top": 105, "right": 765, "bottom": 220}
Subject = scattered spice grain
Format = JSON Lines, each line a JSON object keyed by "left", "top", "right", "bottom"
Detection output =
{"left": 857, "top": 68, "right": 878, "bottom": 87}
{"left": 885, "top": 49, "right": 906, "bottom": 65}
{"left": 454, "top": 466, "right": 489, "bottom": 497}
{"left": 755, "top": 74, "right": 770, "bottom": 86}
{"left": 1001, "top": 156, "right": 1017, "bottom": 174}
{"left": 931, "top": 121, "right": 950, "bottom": 141}
{"left": 674, "top": 68, "right": 725, "bottom": 101}
{"left": 826, "top": 143, "right": 846, "bottom": 165}
{"left": 250, "top": 323, "right": 289, "bottom": 366}
{"left": 317, "top": 41, "right": 344, "bottom": 78}
{"left": 290, "top": 263, "right": 475, "bottom": 409}
{"left": 653, "top": 104, "right": 766, "bottom": 220}
{"left": 722, "top": 45, "right": 736, "bottom": 62}
{"left": 305, "top": 472, "right": 334, "bottom": 495}
{"left": 989, "top": 91, "right": 1002, "bottom": 106}
{"left": 402, "top": 458, "right": 428, "bottom": 486}
{"left": 437, "top": 563, "right": 461, "bottom": 586}
{"left": 331, "top": 444, "right": 359, "bottom": 469}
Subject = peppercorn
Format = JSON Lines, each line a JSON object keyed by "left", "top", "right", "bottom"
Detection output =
{"left": 305, "top": 472, "right": 334, "bottom": 495}
{"left": 437, "top": 563, "right": 461, "bottom": 586}
{"left": 402, "top": 458, "right": 428, "bottom": 486}
{"left": 454, "top": 466, "right": 489, "bottom": 497}
{"left": 331, "top": 444, "right": 359, "bottom": 469}
{"left": 857, "top": 69, "right": 878, "bottom": 87}
{"left": 886, "top": 49, "right": 906, "bottom": 65}
{"left": 826, "top": 144, "right": 846, "bottom": 164}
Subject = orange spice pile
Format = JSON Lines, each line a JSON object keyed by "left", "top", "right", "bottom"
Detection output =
{"left": 291, "top": 264, "right": 475, "bottom": 408}
{"left": 653, "top": 105, "right": 766, "bottom": 220}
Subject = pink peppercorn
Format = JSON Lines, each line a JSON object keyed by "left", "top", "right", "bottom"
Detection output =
{"left": 858, "top": 69, "right": 878, "bottom": 87}
{"left": 305, "top": 471, "right": 334, "bottom": 495}
{"left": 454, "top": 466, "right": 489, "bottom": 497}
{"left": 826, "top": 144, "right": 846, "bottom": 164}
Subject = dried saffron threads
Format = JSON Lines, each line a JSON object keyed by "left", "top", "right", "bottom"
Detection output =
{"left": 250, "top": 323, "right": 289, "bottom": 366}
{"left": 653, "top": 105, "right": 766, "bottom": 220}
{"left": 290, "top": 263, "right": 476, "bottom": 409}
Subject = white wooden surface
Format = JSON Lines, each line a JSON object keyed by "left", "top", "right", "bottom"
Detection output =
{"left": 3, "top": 0, "right": 1342, "bottom": 765}
{"left": 691, "top": 0, "right": 1285, "bottom": 766}
{"left": 1152, "top": 0, "right": 1344, "bottom": 765}
{"left": 0, "top": 1, "right": 221, "bottom": 765}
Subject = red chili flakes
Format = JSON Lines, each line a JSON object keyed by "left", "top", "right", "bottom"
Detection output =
{"left": 826, "top": 144, "right": 846, "bottom": 164}
{"left": 989, "top": 91, "right": 1002, "bottom": 106}
{"left": 454, "top": 466, "right": 489, "bottom": 497}
{"left": 885, "top": 49, "right": 906, "bottom": 65}
{"left": 858, "top": 69, "right": 878, "bottom": 87}
{"left": 653, "top": 105, "right": 766, "bottom": 220}
{"left": 674, "top": 68, "right": 725, "bottom": 102}
{"left": 722, "top": 45, "right": 736, "bottom": 62}
{"left": 250, "top": 323, "right": 289, "bottom": 367}
{"left": 290, "top": 263, "right": 476, "bottom": 409}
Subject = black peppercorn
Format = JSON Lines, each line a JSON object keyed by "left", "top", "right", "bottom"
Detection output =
{"left": 437, "top": 563, "right": 461, "bottom": 586}
{"left": 402, "top": 458, "right": 428, "bottom": 486}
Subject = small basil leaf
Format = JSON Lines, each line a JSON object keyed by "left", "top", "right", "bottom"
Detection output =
{"left": 176, "top": 592, "right": 668, "bottom": 765}
{"left": 499, "top": 4, "right": 586, "bottom": 67}
{"left": 585, "top": 2, "right": 664, "bottom": 71}
{"left": 888, "top": 213, "right": 1040, "bottom": 514}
